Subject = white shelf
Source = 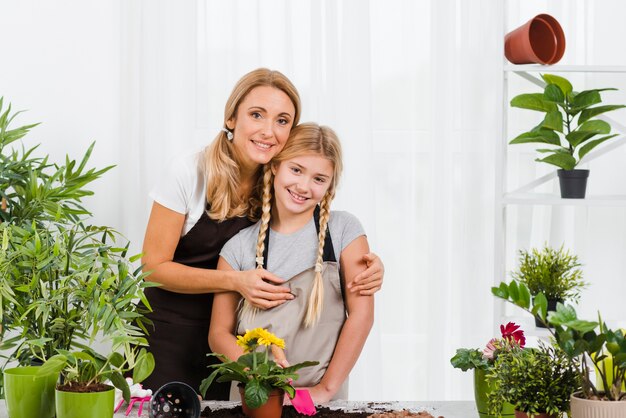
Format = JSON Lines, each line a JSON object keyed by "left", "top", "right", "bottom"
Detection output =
{"left": 504, "top": 64, "right": 626, "bottom": 73}
{"left": 502, "top": 193, "right": 626, "bottom": 206}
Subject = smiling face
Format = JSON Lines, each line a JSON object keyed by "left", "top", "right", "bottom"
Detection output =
{"left": 226, "top": 85, "right": 296, "bottom": 173}
{"left": 271, "top": 154, "right": 334, "bottom": 220}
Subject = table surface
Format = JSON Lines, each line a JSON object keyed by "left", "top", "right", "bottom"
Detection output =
{"left": 1, "top": 400, "right": 477, "bottom": 418}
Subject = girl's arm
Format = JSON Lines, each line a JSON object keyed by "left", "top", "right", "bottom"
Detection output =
{"left": 142, "top": 201, "right": 292, "bottom": 308}
{"left": 306, "top": 235, "right": 375, "bottom": 403}
{"left": 208, "top": 257, "right": 246, "bottom": 361}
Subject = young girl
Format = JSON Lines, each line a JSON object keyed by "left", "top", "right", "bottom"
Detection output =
{"left": 209, "top": 122, "right": 374, "bottom": 403}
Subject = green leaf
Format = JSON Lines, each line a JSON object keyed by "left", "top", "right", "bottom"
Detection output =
{"left": 518, "top": 282, "right": 531, "bottom": 309}
{"left": 542, "top": 111, "right": 563, "bottom": 132}
{"left": 536, "top": 153, "right": 576, "bottom": 170}
{"left": 244, "top": 379, "right": 271, "bottom": 409}
{"left": 570, "top": 89, "right": 604, "bottom": 112}
{"left": 533, "top": 293, "right": 548, "bottom": 323}
{"left": 542, "top": 74, "right": 573, "bottom": 95}
{"left": 200, "top": 369, "right": 221, "bottom": 398}
{"left": 577, "top": 119, "right": 611, "bottom": 134}
{"left": 491, "top": 283, "right": 509, "bottom": 299}
{"left": 510, "top": 129, "right": 560, "bottom": 146}
{"left": 110, "top": 371, "right": 131, "bottom": 402}
{"left": 511, "top": 93, "right": 558, "bottom": 112}
{"left": 565, "top": 130, "right": 599, "bottom": 148}
{"left": 132, "top": 351, "right": 155, "bottom": 384}
{"left": 508, "top": 280, "right": 519, "bottom": 302}
{"left": 578, "top": 105, "right": 626, "bottom": 125}
{"left": 543, "top": 83, "right": 565, "bottom": 104}
{"left": 579, "top": 134, "right": 619, "bottom": 160}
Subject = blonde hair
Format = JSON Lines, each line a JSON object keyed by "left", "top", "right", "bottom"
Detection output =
{"left": 203, "top": 68, "right": 301, "bottom": 221}
{"left": 243, "top": 122, "right": 343, "bottom": 327}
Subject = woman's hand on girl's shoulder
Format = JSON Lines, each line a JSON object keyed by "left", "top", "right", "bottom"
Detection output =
{"left": 234, "top": 268, "right": 294, "bottom": 309}
{"left": 348, "top": 252, "right": 384, "bottom": 295}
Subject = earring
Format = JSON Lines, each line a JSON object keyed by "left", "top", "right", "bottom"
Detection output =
{"left": 222, "top": 128, "right": 234, "bottom": 141}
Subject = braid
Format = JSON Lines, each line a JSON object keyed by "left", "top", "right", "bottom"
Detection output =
{"left": 241, "top": 165, "right": 274, "bottom": 321}
{"left": 304, "top": 189, "right": 335, "bottom": 327}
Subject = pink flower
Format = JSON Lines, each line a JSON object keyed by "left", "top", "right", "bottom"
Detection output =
{"left": 500, "top": 322, "right": 526, "bottom": 348}
{"left": 482, "top": 338, "right": 499, "bottom": 360}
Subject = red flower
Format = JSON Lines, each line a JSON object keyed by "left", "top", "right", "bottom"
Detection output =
{"left": 500, "top": 322, "right": 526, "bottom": 347}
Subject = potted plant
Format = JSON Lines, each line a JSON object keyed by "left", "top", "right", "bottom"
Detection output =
{"left": 509, "top": 74, "right": 626, "bottom": 198}
{"left": 37, "top": 346, "right": 154, "bottom": 418}
{"left": 511, "top": 244, "right": 586, "bottom": 327}
{"left": 0, "top": 98, "right": 156, "bottom": 413}
{"left": 450, "top": 322, "right": 525, "bottom": 418}
{"left": 487, "top": 342, "right": 579, "bottom": 418}
{"left": 493, "top": 281, "right": 626, "bottom": 417}
{"left": 200, "top": 328, "right": 318, "bottom": 418}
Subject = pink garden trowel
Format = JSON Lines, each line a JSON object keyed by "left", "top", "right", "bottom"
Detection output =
{"left": 290, "top": 389, "right": 317, "bottom": 415}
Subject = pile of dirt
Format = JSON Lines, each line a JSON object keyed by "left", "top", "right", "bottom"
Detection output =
{"left": 200, "top": 405, "right": 442, "bottom": 418}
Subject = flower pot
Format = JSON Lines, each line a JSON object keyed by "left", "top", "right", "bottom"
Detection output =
{"left": 55, "top": 385, "right": 115, "bottom": 418}
{"left": 149, "top": 381, "right": 201, "bottom": 418}
{"left": 570, "top": 392, "right": 626, "bottom": 418}
{"left": 505, "top": 14, "right": 566, "bottom": 65}
{"left": 557, "top": 169, "right": 589, "bottom": 198}
{"left": 534, "top": 298, "right": 562, "bottom": 328}
{"left": 474, "top": 368, "right": 515, "bottom": 418}
{"left": 239, "top": 386, "right": 284, "bottom": 418}
{"left": 514, "top": 411, "right": 557, "bottom": 418}
{"left": 3, "top": 366, "right": 57, "bottom": 418}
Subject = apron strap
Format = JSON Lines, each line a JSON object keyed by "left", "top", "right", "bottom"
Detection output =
{"left": 261, "top": 205, "right": 336, "bottom": 270}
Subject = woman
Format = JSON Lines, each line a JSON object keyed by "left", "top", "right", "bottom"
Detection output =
{"left": 141, "top": 68, "right": 384, "bottom": 398}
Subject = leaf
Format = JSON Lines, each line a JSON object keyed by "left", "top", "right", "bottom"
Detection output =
{"left": 533, "top": 293, "right": 548, "bottom": 323}
{"left": 244, "top": 379, "right": 271, "bottom": 409}
{"left": 578, "top": 105, "right": 626, "bottom": 125}
{"left": 518, "top": 282, "right": 531, "bottom": 309}
{"left": 570, "top": 89, "right": 604, "bottom": 112}
{"left": 132, "top": 351, "right": 155, "bottom": 384}
{"left": 543, "top": 83, "right": 565, "bottom": 104}
{"left": 200, "top": 369, "right": 221, "bottom": 398}
{"left": 541, "top": 111, "right": 563, "bottom": 132}
{"left": 511, "top": 93, "right": 558, "bottom": 113}
{"left": 110, "top": 371, "right": 131, "bottom": 402}
{"left": 536, "top": 153, "right": 576, "bottom": 170}
{"left": 565, "top": 130, "right": 599, "bottom": 148}
{"left": 510, "top": 129, "right": 560, "bottom": 145}
{"left": 542, "top": 74, "right": 573, "bottom": 95}
{"left": 491, "top": 283, "right": 509, "bottom": 299}
{"left": 508, "top": 280, "right": 519, "bottom": 302}
{"left": 579, "top": 134, "right": 619, "bottom": 160}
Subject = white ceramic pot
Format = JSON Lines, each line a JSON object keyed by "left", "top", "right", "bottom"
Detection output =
{"left": 570, "top": 393, "right": 626, "bottom": 418}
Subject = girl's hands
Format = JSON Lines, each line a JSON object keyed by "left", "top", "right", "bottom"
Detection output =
{"left": 348, "top": 252, "right": 385, "bottom": 295}
{"left": 235, "top": 268, "right": 294, "bottom": 309}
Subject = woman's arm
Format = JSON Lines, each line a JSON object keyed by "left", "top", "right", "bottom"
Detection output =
{"left": 142, "top": 202, "right": 292, "bottom": 308}
{"left": 306, "top": 235, "right": 375, "bottom": 403}
{"left": 208, "top": 257, "right": 246, "bottom": 360}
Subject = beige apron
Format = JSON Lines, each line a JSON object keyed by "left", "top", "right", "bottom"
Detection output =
{"left": 235, "top": 207, "right": 348, "bottom": 400}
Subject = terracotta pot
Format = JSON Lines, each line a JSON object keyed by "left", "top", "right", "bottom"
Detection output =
{"left": 514, "top": 410, "right": 557, "bottom": 418}
{"left": 239, "top": 386, "right": 284, "bottom": 418}
{"left": 570, "top": 392, "right": 626, "bottom": 418}
{"left": 505, "top": 13, "right": 566, "bottom": 65}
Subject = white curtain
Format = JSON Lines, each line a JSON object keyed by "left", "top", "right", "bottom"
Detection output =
{"left": 3, "top": 0, "right": 626, "bottom": 402}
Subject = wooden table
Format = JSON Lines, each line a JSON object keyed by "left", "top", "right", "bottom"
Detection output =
{"left": 1, "top": 400, "right": 477, "bottom": 418}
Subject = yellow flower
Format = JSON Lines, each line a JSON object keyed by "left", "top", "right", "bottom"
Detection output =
{"left": 257, "top": 329, "right": 285, "bottom": 349}
{"left": 236, "top": 328, "right": 285, "bottom": 352}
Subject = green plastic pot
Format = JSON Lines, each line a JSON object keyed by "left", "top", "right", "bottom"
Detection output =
{"left": 3, "top": 366, "right": 57, "bottom": 418}
{"left": 474, "top": 368, "right": 515, "bottom": 418}
{"left": 55, "top": 385, "right": 115, "bottom": 418}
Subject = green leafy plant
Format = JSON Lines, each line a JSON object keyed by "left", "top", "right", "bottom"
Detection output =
{"left": 493, "top": 280, "right": 626, "bottom": 402}
{"left": 509, "top": 74, "right": 626, "bottom": 170}
{"left": 511, "top": 244, "right": 586, "bottom": 302}
{"left": 37, "top": 346, "right": 154, "bottom": 402}
{"left": 200, "top": 328, "right": 318, "bottom": 409}
{"left": 0, "top": 98, "right": 156, "bottom": 398}
{"left": 487, "top": 342, "right": 580, "bottom": 417}
{"left": 450, "top": 322, "right": 526, "bottom": 372}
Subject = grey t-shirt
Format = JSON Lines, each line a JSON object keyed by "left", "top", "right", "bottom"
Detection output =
{"left": 220, "top": 210, "right": 365, "bottom": 279}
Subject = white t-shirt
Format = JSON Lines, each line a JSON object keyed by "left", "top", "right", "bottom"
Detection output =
{"left": 149, "top": 151, "right": 207, "bottom": 236}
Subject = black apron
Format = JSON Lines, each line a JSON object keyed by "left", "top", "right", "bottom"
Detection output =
{"left": 141, "top": 207, "right": 253, "bottom": 398}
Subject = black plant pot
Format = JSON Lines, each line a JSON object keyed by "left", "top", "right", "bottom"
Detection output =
{"left": 534, "top": 298, "right": 562, "bottom": 328}
{"left": 557, "top": 169, "right": 589, "bottom": 199}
